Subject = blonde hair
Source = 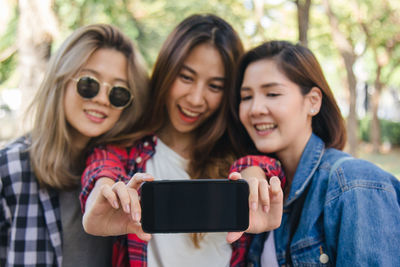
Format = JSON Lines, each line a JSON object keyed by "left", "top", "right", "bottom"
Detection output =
{"left": 27, "top": 24, "right": 149, "bottom": 189}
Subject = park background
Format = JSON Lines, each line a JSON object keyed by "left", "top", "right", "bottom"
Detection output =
{"left": 0, "top": 0, "right": 399, "bottom": 178}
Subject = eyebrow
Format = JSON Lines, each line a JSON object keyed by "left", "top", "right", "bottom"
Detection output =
{"left": 81, "top": 69, "right": 128, "bottom": 84}
{"left": 241, "top": 82, "right": 283, "bottom": 91}
{"left": 181, "top": 65, "right": 225, "bottom": 82}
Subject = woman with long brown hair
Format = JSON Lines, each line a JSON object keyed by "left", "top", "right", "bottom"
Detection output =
{"left": 80, "top": 14, "right": 285, "bottom": 267}
{"left": 0, "top": 24, "right": 149, "bottom": 266}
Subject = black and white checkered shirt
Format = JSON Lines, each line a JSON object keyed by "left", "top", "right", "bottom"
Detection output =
{"left": 0, "top": 136, "right": 62, "bottom": 266}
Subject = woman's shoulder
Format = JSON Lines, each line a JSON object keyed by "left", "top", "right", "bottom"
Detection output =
{"left": 320, "top": 148, "right": 399, "bottom": 197}
{"left": 0, "top": 135, "right": 30, "bottom": 161}
{"left": 0, "top": 136, "right": 34, "bottom": 183}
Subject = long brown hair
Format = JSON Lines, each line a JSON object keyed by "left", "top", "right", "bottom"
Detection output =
{"left": 120, "top": 14, "right": 243, "bottom": 247}
{"left": 27, "top": 24, "right": 149, "bottom": 189}
{"left": 229, "top": 40, "right": 346, "bottom": 156}
{"left": 124, "top": 14, "right": 244, "bottom": 178}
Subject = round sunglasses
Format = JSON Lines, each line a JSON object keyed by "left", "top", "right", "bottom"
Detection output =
{"left": 72, "top": 76, "right": 133, "bottom": 109}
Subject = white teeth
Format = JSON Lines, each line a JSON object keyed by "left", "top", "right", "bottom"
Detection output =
{"left": 181, "top": 107, "right": 200, "bottom": 118}
{"left": 255, "top": 123, "right": 275, "bottom": 131}
{"left": 86, "top": 110, "right": 106, "bottom": 119}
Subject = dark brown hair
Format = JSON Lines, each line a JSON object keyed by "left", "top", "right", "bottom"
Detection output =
{"left": 229, "top": 40, "right": 346, "bottom": 156}
{"left": 120, "top": 15, "right": 243, "bottom": 247}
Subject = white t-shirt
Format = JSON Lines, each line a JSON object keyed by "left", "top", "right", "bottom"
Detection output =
{"left": 260, "top": 231, "right": 279, "bottom": 267}
{"left": 146, "top": 138, "right": 232, "bottom": 267}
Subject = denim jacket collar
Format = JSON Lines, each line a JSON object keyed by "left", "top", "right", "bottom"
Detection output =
{"left": 285, "top": 133, "right": 325, "bottom": 207}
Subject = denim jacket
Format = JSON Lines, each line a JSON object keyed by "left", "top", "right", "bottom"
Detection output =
{"left": 247, "top": 133, "right": 400, "bottom": 267}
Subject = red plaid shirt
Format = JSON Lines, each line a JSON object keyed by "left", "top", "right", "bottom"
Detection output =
{"left": 80, "top": 135, "right": 251, "bottom": 267}
{"left": 229, "top": 155, "right": 286, "bottom": 188}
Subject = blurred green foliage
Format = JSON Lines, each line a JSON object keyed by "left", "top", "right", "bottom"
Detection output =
{"left": 51, "top": 0, "right": 252, "bottom": 67}
{"left": 0, "top": 0, "right": 399, "bottom": 120}
{"left": 360, "top": 117, "right": 400, "bottom": 146}
{"left": 0, "top": 5, "right": 17, "bottom": 84}
{"left": 0, "top": 55, "right": 16, "bottom": 85}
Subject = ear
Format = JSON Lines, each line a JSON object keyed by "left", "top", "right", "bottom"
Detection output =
{"left": 306, "top": 87, "right": 322, "bottom": 116}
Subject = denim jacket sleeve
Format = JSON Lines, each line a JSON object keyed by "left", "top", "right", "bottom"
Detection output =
{"left": 323, "top": 158, "right": 400, "bottom": 266}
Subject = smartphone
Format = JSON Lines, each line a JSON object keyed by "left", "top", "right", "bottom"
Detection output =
{"left": 140, "top": 179, "right": 249, "bottom": 233}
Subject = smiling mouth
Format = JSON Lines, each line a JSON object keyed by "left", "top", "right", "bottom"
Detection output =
{"left": 254, "top": 123, "right": 277, "bottom": 131}
{"left": 179, "top": 106, "right": 201, "bottom": 118}
{"left": 85, "top": 110, "right": 107, "bottom": 119}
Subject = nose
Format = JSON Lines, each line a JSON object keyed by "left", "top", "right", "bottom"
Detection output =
{"left": 92, "top": 83, "right": 111, "bottom": 107}
{"left": 249, "top": 95, "right": 268, "bottom": 117}
{"left": 186, "top": 82, "right": 206, "bottom": 106}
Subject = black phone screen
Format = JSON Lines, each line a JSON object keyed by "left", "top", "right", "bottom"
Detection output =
{"left": 140, "top": 179, "right": 249, "bottom": 233}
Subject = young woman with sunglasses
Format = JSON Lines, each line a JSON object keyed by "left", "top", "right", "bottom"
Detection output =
{"left": 0, "top": 24, "right": 149, "bottom": 266}
{"left": 80, "top": 14, "right": 284, "bottom": 267}
{"left": 228, "top": 40, "right": 400, "bottom": 266}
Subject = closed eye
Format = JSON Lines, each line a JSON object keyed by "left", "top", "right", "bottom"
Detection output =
{"left": 240, "top": 95, "right": 252, "bottom": 101}
{"left": 179, "top": 73, "right": 193, "bottom": 83}
{"left": 267, "top": 93, "right": 281, "bottom": 97}
{"left": 209, "top": 83, "right": 224, "bottom": 92}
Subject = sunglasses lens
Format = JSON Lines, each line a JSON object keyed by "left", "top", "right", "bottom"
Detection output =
{"left": 109, "top": 87, "right": 132, "bottom": 108}
{"left": 77, "top": 77, "right": 99, "bottom": 98}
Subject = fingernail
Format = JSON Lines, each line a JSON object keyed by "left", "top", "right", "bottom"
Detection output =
{"left": 263, "top": 205, "right": 270, "bottom": 213}
{"left": 125, "top": 204, "right": 130, "bottom": 213}
{"left": 134, "top": 212, "right": 141, "bottom": 222}
{"left": 251, "top": 202, "right": 257, "bottom": 211}
{"left": 113, "top": 201, "right": 119, "bottom": 209}
{"left": 271, "top": 176, "right": 280, "bottom": 184}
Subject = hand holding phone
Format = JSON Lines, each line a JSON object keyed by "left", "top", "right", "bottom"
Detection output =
{"left": 140, "top": 179, "right": 249, "bottom": 233}
{"left": 226, "top": 168, "right": 283, "bottom": 243}
{"left": 82, "top": 173, "right": 154, "bottom": 241}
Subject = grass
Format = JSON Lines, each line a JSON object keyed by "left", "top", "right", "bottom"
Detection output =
{"left": 357, "top": 143, "right": 400, "bottom": 179}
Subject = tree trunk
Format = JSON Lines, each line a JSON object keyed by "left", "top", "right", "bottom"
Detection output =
{"left": 0, "top": 0, "right": 16, "bottom": 63}
{"left": 296, "top": 0, "right": 312, "bottom": 47}
{"left": 344, "top": 56, "right": 358, "bottom": 156}
{"left": 17, "top": 0, "right": 58, "bottom": 128}
{"left": 252, "top": 0, "right": 265, "bottom": 36}
{"left": 0, "top": 0, "right": 13, "bottom": 35}
{"left": 322, "top": 0, "right": 358, "bottom": 156}
{"left": 371, "top": 66, "right": 382, "bottom": 153}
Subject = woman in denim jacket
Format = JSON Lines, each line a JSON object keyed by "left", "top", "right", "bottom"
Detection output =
{"left": 228, "top": 40, "right": 400, "bottom": 266}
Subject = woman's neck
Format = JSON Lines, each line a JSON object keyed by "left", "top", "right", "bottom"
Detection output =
{"left": 157, "top": 125, "right": 193, "bottom": 159}
{"left": 63, "top": 130, "right": 89, "bottom": 175}
{"left": 277, "top": 131, "right": 312, "bottom": 198}
{"left": 69, "top": 128, "right": 89, "bottom": 155}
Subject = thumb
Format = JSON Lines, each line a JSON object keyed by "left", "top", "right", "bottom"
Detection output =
{"left": 127, "top": 173, "right": 154, "bottom": 189}
{"left": 226, "top": 231, "right": 244, "bottom": 243}
{"left": 229, "top": 172, "right": 242, "bottom": 181}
